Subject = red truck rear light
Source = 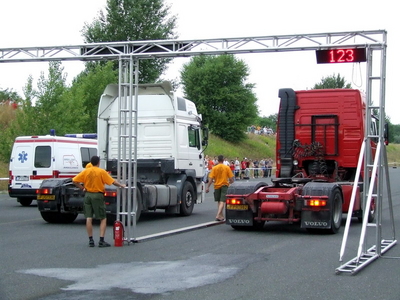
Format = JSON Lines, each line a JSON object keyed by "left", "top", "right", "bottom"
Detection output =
{"left": 104, "top": 191, "right": 117, "bottom": 197}
{"left": 36, "top": 188, "right": 55, "bottom": 201}
{"left": 226, "top": 198, "right": 243, "bottom": 205}
{"left": 36, "top": 188, "right": 53, "bottom": 195}
{"left": 305, "top": 199, "right": 327, "bottom": 207}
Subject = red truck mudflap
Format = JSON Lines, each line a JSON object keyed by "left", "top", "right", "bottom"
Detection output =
{"left": 225, "top": 181, "right": 346, "bottom": 233}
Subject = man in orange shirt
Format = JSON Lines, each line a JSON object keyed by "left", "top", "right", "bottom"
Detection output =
{"left": 73, "top": 156, "right": 126, "bottom": 247}
{"left": 207, "top": 157, "right": 214, "bottom": 170}
{"left": 206, "top": 155, "right": 234, "bottom": 221}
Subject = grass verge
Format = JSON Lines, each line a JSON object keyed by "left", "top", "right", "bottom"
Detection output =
{"left": 0, "top": 161, "right": 8, "bottom": 192}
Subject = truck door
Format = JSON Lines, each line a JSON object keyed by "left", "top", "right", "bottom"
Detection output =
{"left": 187, "top": 125, "right": 203, "bottom": 177}
{"left": 176, "top": 123, "right": 203, "bottom": 177}
{"left": 370, "top": 117, "right": 378, "bottom": 155}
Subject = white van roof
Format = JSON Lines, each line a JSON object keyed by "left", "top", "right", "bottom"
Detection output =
{"left": 14, "top": 135, "right": 97, "bottom": 145}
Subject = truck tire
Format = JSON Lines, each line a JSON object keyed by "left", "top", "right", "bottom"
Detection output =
{"left": 109, "top": 188, "right": 142, "bottom": 224}
{"left": 357, "top": 186, "right": 376, "bottom": 223}
{"left": 367, "top": 198, "right": 376, "bottom": 222}
{"left": 328, "top": 188, "right": 343, "bottom": 234}
{"left": 18, "top": 198, "right": 33, "bottom": 207}
{"left": 40, "top": 212, "right": 59, "bottom": 223}
{"left": 127, "top": 188, "right": 142, "bottom": 223}
{"left": 303, "top": 184, "right": 342, "bottom": 234}
{"left": 40, "top": 212, "right": 78, "bottom": 223}
{"left": 60, "top": 213, "right": 78, "bottom": 223}
{"left": 135, "top": 188, "right": 142, "bottom": 221}
{"left": 357, "top": 198, "right": 376, "bottom": 223}
{"left": 180, "top": 181, "right": 195, "bottom": 216}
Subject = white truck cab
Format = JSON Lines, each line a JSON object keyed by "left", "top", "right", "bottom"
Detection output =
{"left": 97, "top": 82, "right": 207, "bottom": 216}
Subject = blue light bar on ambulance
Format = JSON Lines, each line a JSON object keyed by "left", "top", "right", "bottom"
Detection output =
{"left": 64, "top": 133, "right": 97, "bottom": 139}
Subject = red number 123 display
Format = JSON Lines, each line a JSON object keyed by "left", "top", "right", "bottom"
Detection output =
{"left": 316, "top": 48, "right": 367, "bottom": 64}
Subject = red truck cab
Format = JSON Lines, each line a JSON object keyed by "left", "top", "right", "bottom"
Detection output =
{"left": 225, "top": 88, "right": 377, "bottom": 233}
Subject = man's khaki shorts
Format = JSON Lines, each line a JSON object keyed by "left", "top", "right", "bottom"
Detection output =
{"left": 214, "top": 185, "right": 228, "bottom": 202}
{"left": 84, "top": 192, "right": 106, "bottom": 219}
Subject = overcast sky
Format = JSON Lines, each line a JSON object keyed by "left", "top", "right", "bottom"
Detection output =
{"left": 1, "top": 0, "right": 398, "bottom": 123}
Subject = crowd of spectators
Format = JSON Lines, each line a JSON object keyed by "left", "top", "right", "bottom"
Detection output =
{"left": 247, "top": 125, "right": 274, "bottom": 135}
{"left": 204, "top": 155, "right": 274, "bottom": 182}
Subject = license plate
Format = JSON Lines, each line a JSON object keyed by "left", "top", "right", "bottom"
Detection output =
{"left": 16, "top": 176, "right": 29, "bottom": 181}
{"left": 227, "top": 204, "right": 248, "bottom": 210}
{"left": 37, "top": 195, "right": 55, "bottom": 200}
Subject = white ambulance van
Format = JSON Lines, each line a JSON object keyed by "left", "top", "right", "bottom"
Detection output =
{"left": 8, "top": 133, "right": 98, "bottom": 206}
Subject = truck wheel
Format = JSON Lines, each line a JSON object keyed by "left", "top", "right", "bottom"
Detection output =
{"left": 59, "top": 213, "right": 78, "bottom": 223}
{"left": 367, "top": 198, "right": 376, "bottom": 222}
{"left": 180, "top": 181, "right": 195, "bottom": 216}
{"left": 328, "top": 188, "right": 343, "bottom": 234}
{"left": 127, "top": 188, "right": 142, "bottom": 222}
{"left": 357, "top": 198, "right": 376, "bottom": 223}
{"left": 40, "top": 212, "right": 59, "bottom": 223}
{"left": 40, "top": 212, "right": 78, "bottom": 223}
{"left": 18, "top": 198, "right": 33, "bottom": 206}
{"left": 134, "top": 189, "right": 142, "bottom": 222}
{"left": 110, "top": 188, "right": 143, "bottom": 225}
{"left": 252, "top": 221, "right": 265, "bottom": 230}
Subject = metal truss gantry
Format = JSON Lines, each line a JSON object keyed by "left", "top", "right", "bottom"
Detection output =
{"left": 0, "top": 30, "right": 387, "bottom": 62}
{"left": 0, "top": 30, "right": 394, "bottom": 264}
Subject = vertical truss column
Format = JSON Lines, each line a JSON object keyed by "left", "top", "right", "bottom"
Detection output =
{"left": 336, "top": 37, "right": 396, "bottom": 275}
{"left": 116, "top": 55, "right": 139, "bottom": 243}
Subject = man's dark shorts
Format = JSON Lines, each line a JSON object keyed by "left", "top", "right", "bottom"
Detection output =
{"left": 214, "top": 185, "right": 228, "bottom": 202}
{"left": 84, "top": 192, "right": 106, "bottom": 219}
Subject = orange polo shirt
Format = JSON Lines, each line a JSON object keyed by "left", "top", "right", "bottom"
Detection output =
{"left": 73, "top": 166, "right": 115, "bottom": 193}
{"left": 208, "top": 163, "right": 234, "bottom": 189}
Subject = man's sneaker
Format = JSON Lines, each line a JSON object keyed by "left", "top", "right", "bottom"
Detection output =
{"left": 89, "top": 240, "right": 95, "bottom": 247}
{"left": 98, "top": 240, "right": 111, "bottom": 248}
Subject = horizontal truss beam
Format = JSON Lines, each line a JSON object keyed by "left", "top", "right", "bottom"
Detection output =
{"left": 0, "top": 30, "right": 386, "bottom": 63}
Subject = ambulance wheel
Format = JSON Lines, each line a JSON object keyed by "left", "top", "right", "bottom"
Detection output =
{"left": 180, "top": 181, "right": 195, "bottom": 216}
{"left": 18, "top": 198, "right": 33, "bottom": 206}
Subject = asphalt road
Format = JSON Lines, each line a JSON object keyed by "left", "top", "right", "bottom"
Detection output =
{"left": 1, "top": 171, "right": 400, "bottom": 300}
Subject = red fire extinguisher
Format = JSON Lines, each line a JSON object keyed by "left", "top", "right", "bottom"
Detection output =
{"left": 113, "top": 220, "right": 124, "bottom": 247}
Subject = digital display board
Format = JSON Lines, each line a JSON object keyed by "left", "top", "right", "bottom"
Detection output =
{"left": 316, "top": 48, "right": 367, "bottom": 64}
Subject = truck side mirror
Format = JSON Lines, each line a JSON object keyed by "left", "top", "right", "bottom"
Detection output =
{"left": 384, "top": 123, "right": 389, "bottom": 145}
{"left": 202, "top": 127, "right": 209, "bottom": 146}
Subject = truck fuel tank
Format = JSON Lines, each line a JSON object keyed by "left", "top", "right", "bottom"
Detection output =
{"left": 144, "top": 184, "right": 178, "bottom": 208}
{"left": 261, "top": 201, "right": 288, "bottom": 215}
